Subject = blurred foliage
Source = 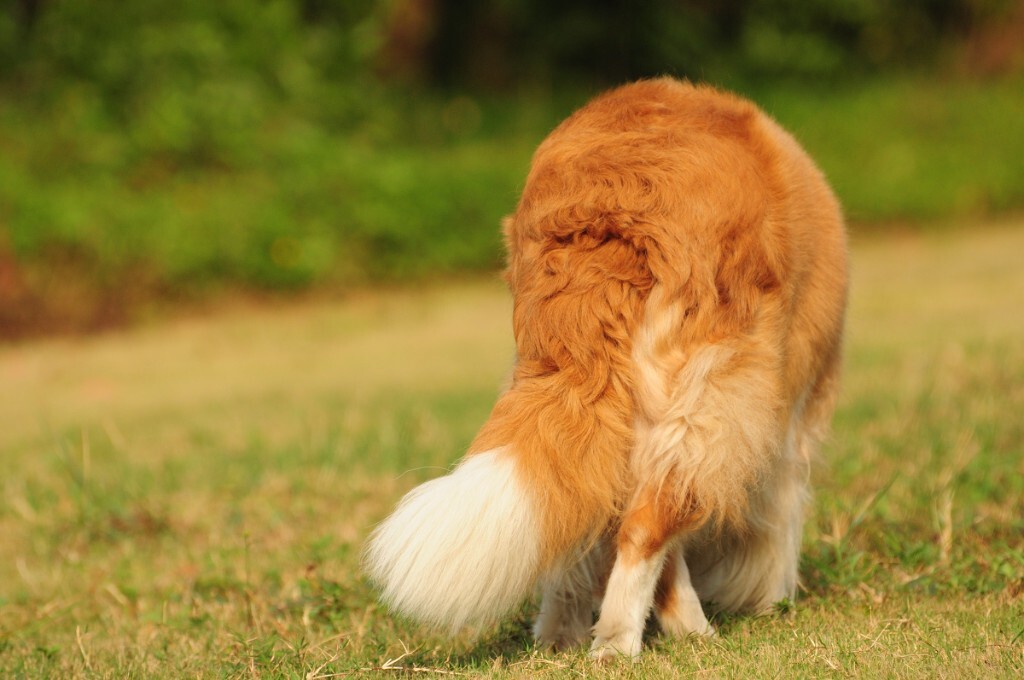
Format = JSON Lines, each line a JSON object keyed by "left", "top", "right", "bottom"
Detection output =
{"left": 406, "top": 0, "right": 1017, "bottom": 88}
{"left": 0, "top": 0, "right": 1023, "bottom": 336}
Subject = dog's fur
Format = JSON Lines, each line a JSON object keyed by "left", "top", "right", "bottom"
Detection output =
{"left": 365, "top": 78, "right": 848, "bottom": 659}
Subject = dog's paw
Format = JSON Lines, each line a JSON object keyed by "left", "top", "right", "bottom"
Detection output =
{"left": 657, "top": 592, "right": 717, "bottom": 640}
{"left": 589, "top": 629, "right": 642, "bottom": 662}
{"left": 659, "top": 609, "right": 717, "bottom": 639}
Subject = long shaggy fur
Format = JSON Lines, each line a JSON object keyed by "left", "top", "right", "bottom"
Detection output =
{"left": 364, "top": 78, "right": 848, "bottom": 657}
{"left": 364, "top": 448, "right": 540, "bottom": 631}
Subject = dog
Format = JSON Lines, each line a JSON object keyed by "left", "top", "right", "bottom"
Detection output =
{"left": 365, "top": 77, "right": 848, "bottom": 660}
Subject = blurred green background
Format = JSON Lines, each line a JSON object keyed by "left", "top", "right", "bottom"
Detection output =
{"left": 1, "top": 0, "right": 1022, "bottom": 338}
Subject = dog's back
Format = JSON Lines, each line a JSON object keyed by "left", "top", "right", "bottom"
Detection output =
{"left": 366, "top": 78, "right": 847, "bottom": 658}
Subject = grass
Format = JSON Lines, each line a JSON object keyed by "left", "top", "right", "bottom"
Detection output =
{"left": 2, "top": 222, "right": 1024, "bottom": 677}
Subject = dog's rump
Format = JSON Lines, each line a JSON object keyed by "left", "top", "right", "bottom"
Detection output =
{"left": 365, "top": 78, "right": 847, "bottom": 642}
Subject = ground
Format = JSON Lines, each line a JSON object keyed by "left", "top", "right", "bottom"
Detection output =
{"left": 1, "top": 222, "right": 1022, "bottom": 677}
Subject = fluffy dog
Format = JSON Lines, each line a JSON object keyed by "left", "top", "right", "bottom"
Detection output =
{"left": 365, "top": 77, "right": 848, "bottom": 659}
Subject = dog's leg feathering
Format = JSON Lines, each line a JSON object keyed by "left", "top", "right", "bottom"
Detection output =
{"left": 533, "top": 536, "right": 612, "bottom": 650}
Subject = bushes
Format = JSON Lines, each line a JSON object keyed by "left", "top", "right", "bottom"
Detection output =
{"left": 377, "top": 0, "right": 1019, "bottom": 87}
{"left": 0, "top": 1, "right": 1022, "bottom": 336}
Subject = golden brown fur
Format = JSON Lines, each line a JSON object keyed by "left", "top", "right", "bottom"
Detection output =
{"left": 366, "top": 77, "right": 847, "bottom": 657}
{"left": 475, "top": 77, "right": 844, "bottom": 562}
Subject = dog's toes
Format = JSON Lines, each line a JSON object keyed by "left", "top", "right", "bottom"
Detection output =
{"left": 589, "top": 632, "right": 641, "bottom": 662}
{"left": 658, "top": 600, "right": 717, "bottom": 640}
{"left": 589, "top": 644, "right": 620, "bottom": 664}
{"left": 663, "top": 618, "right": 716, "bottom": 639}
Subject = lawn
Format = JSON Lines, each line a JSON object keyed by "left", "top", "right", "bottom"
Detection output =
{"left": 1, "top": 222, "right": 1023, "bottom": 677}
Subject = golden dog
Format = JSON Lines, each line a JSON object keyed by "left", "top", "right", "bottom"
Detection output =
{"left": 366, "top": 78, "right": 848, "bottom": 659}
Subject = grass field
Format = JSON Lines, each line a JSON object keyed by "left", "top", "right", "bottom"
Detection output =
{"left": 2, "top": 222, "right": 1023, "bottom": 677}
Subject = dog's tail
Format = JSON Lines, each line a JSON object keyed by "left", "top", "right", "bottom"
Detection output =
{"left": 366, "top": 194, "right": 648, "bottom": 631}
{"left": 364, "top": 382, "right": 629, "bottom": 632}
{"left": 364, "top": 445, "right": 543, "bottom": 632}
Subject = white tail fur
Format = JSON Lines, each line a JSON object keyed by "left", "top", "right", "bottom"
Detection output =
{"left": 363, "top": 447, "right": 541, "bottom": 631}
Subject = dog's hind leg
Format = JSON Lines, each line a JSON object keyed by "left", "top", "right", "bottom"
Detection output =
{"left": 689, "top": 354, "right": 842, "bottom": 613}
{"left": 686, "top": 449, "right": 806, "bottom": 613}
{"left": 590, "top": 487, "right": 697, "bottom": 660}
{"left": 533, "top": 537, "right": 612, "bottom": 650}
{"left": 655, "top": 545, "right": 715, "bottom": 638}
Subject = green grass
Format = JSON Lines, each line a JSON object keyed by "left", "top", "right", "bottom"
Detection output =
{"left": 2, "top": 224, "right": 1024, "bottom": 677}
{"left": 2, "top": 76, "right": 1024, "bottom": 335}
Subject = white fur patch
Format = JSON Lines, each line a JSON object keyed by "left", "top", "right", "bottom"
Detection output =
{"left": 364, "top": 448, "right": 541, "bottom": 632}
